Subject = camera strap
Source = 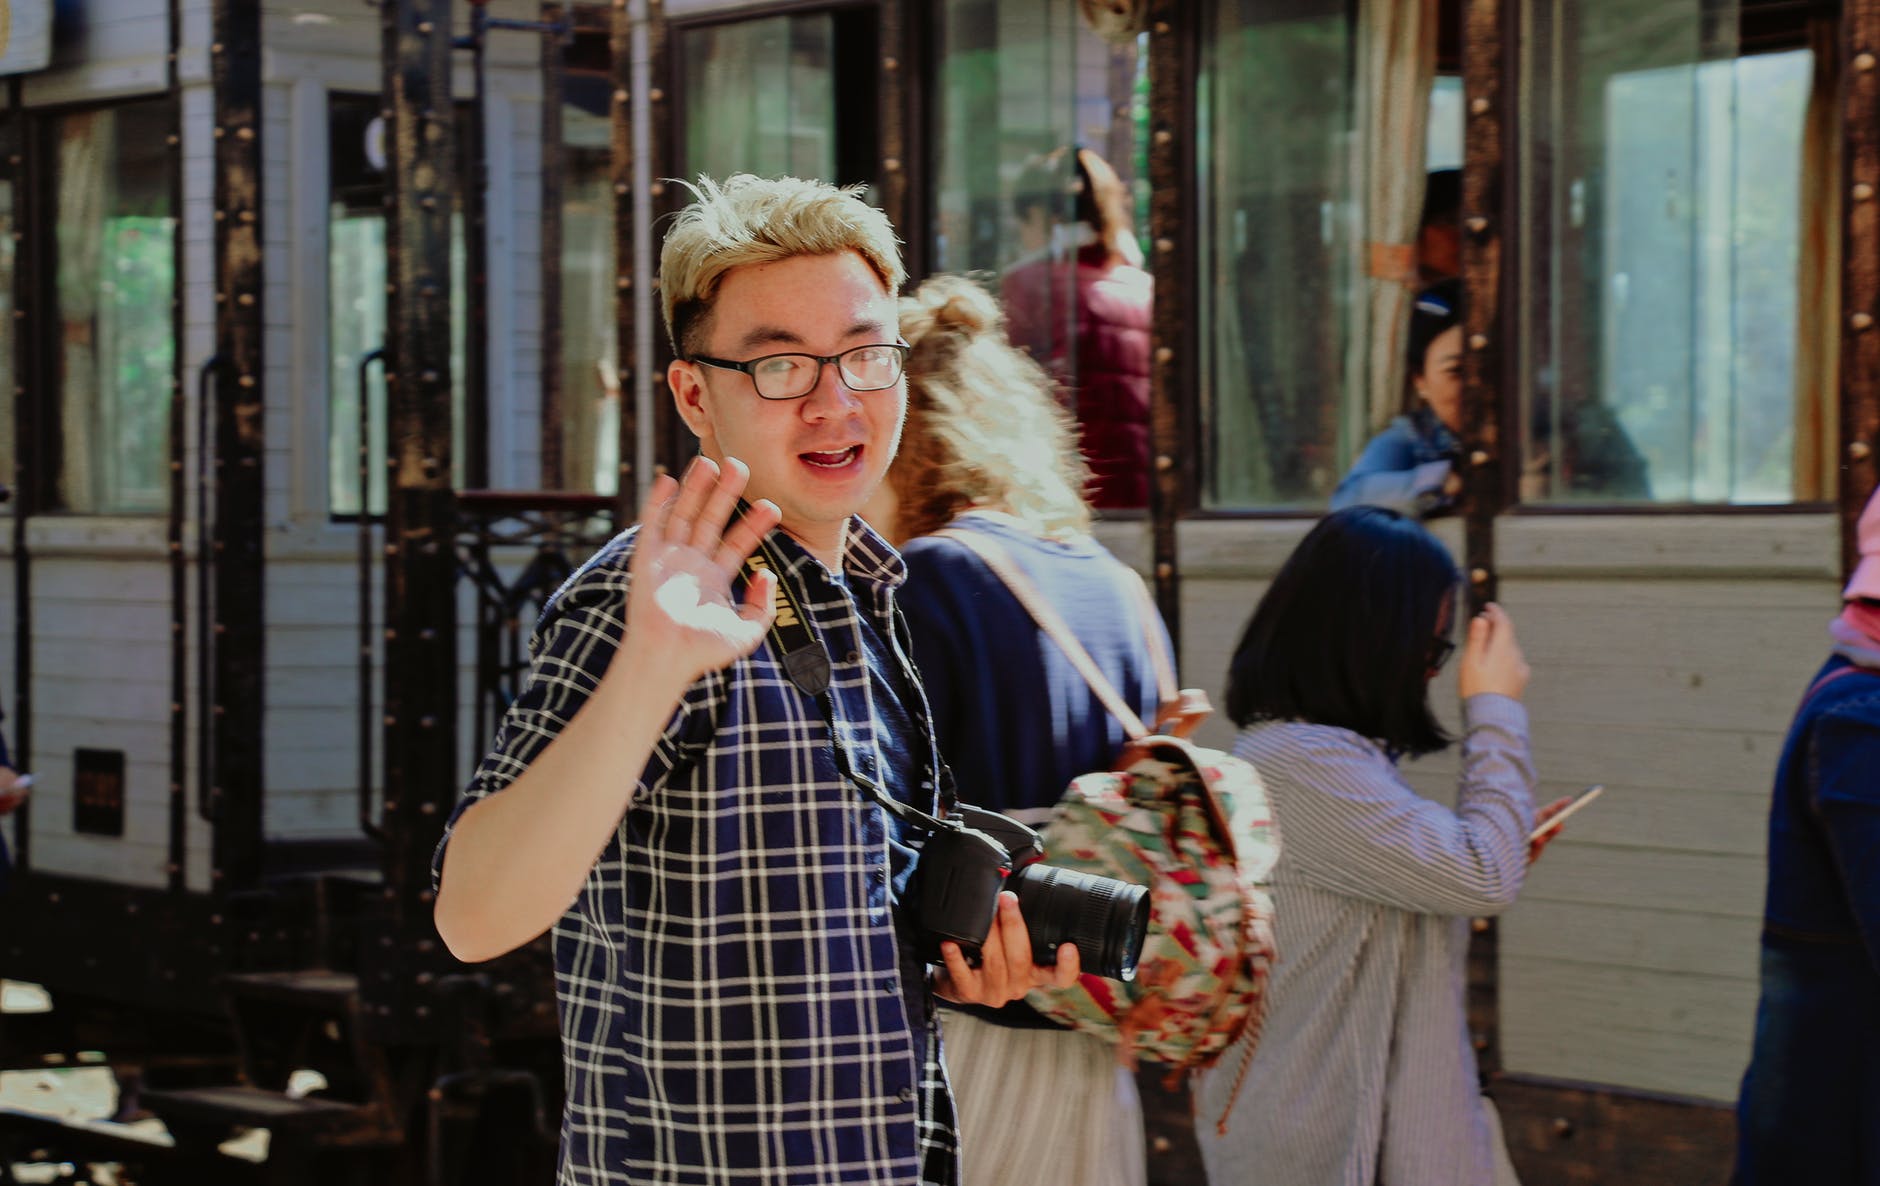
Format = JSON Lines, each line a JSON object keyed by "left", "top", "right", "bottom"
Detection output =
{"left": 738, "top": 513, "right": 946, "bottom": 838}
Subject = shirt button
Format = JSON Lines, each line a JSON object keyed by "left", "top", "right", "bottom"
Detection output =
{"left": 846, "top": 650, "right": 862, "bottom": 663}
{"left": 897, "top": 1086, "right": 917, "bottom": 1103}
{"left": 882, "top": 978, "right": 898, "bottom": 995}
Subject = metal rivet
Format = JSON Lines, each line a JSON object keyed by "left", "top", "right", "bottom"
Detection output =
{"left": 1471, "top": 917, "right": 1490, "bottom": 933}
{"left": 1155, "top": 455, "right": 1174, "bottom": 472}
{"left": 1465, "top": 215, "right": 1489, "bottom": 235}
{"left": 1155, "top": 238, "right": 1174, "bottom": 253}
{"left": 1153, "top": 129, "right": 1172, "bottom": 146}
{"left": 1469, "top": 332, "right": 1489, "bottom": 350}
{"left": 613, "top": 88, "right": 629, "bottom": 103}
{"left": 651, "top": 180, "right": 667, "bottom": 197}
{"left": 235, "top": 126, "right": 254, "bottom": 141}
{"left": 1854, "top": 312, "right": 1875, "bottom": 331}
{"left": 1470, "top": 567, "right": 1490, "bottom": 584}
{"left": 417, "top": 21, "right": 434, "bottom": 34}
{"left": 883, "top": 157, "right": 901, "bottom": 172}
{"left": 1858, "top": 52, "right": 1877, "bottom": 72}
{"left": 1153, "top": 21, "right": 1170, "bottom": 35}
{"left": 1851, "top": 440, "right": 1873, "bottom": 461}
{"left": 882, "top": 56, "right": 899, "bottom": 72}
{"left": 1857, "top": 183, "right": 1876, "bottom": 203}
{"left": 1155, "top": 562, "right": 1173, "bottom": 580}
{"left": 649, "top": 88, "right": 665, "bottom": 103}
{"left": 1552, "top": 1117, "right": 1574, "bottom": 1138}
{"left": 1471, "top": 450, "right": 1490, "bottom": 466}
{"left": 1470, "top": 96, "right": 1490, "bottom": 115}
{"left": 1154, "top": 346, "right": 1174, "bottom": 364}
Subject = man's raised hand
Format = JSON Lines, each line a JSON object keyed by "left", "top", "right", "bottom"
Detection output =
{"left": 618, "top": 457, "right": 782, "bottom": 688}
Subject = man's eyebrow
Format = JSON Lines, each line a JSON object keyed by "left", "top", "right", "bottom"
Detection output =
{"left": 733, "top": 321, "right": 891, "bottom": 354}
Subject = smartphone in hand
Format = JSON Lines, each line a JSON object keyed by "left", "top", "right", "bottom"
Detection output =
{"left": 1529, "top": 784, "right": 1603, "bottom": 843}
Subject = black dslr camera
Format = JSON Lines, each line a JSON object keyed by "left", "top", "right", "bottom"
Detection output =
{"left": 904, "top": 804, "right": 1150, "bottom": 982}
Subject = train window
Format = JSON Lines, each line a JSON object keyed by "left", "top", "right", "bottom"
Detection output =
{"left": 1517, "top": 0, "right": 1814, "bottom": 504}
{"left": 930, "top": 1, "right": 1150, "bottom": 509}
{"left": 557, "top": 69, "right": 617, "bottom": 496}
{"left": 0, "top": 109, "right": 15, "bottom": 501}
{"left": 48, "top": 100, "right": 176, "bottom": 514}
{"left": 677, "top": 14, "right": 839, "bottom": 184}
{"left": 1198, "top": 0, "right": 1358, "bottom": 508}
{"left": 326, "top": 93, "right": 467, "bottom": 518}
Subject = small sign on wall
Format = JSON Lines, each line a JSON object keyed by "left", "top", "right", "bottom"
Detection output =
{"left": 73, "top": 748, "right": 124, "bottom": 837}
{"left": 0, "top": 2, "right": 51, "bottom": 78}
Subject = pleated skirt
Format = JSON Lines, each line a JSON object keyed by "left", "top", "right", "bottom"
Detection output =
{"left": 938, "top": 1010, "right": 1147, "bottom": 1186}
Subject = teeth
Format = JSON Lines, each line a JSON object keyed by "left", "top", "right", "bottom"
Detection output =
{"left": 803, "top": 447, "right": 857, "bottom": 468}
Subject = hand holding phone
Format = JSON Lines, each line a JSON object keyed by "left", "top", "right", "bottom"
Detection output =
{"left": 1529, "top": 784, "right": 1603, "bottom": 844}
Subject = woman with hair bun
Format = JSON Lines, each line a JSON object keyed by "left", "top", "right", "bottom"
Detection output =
{"left": 863, "top": 273, "right": 1167, "bottom": 1186}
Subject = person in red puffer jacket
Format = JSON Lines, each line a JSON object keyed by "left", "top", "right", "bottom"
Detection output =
{"left": 1001, "top": 147, "right": 1152, "bottom": 510}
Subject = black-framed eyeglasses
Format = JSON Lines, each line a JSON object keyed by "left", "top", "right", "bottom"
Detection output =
{"left": 1428, "top": 637, "right": 1457, "bottom": 673}
{"left": 688, "top": 342, "right": 910, "bottom": 401}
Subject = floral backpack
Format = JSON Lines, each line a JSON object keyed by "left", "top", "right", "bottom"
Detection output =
{"left": 935, "top": 530, "right": 1280, "bottom": 1131}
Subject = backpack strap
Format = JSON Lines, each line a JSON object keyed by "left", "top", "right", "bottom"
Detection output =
{"left": 1803, "top": 662, "right": 1880, "bottom": 708}
{"left": 934, "top": 527, "right": 1156, "bottom": 741}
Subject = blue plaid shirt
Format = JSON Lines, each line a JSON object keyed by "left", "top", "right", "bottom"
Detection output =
{"left": 434, "top": 521, "right": 959, "bottom": 1186}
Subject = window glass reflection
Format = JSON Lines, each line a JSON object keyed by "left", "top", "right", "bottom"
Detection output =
{"left": 53, "top": 102, "right": 176, "bottom": 515}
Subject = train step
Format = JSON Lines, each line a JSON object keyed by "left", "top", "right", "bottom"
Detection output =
{"left": 139, "top": 1084, "right": 395, "bottom": 1146}
{"left": 221, "top": 970, "right": 360, "bottom": 1013}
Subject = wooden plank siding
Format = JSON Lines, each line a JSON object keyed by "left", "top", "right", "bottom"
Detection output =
{"left": 1121, "top": 512, "right": 1836, "bottom": 1107}
{"left": 16, "top": 556, "right": 188, "bottom": 889}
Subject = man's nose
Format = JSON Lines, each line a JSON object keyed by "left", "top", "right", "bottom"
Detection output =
{"left": 801, "top": 360, "right": 864, "bottom": 417}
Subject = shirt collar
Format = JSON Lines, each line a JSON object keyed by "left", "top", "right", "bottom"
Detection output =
{"left": 760, "top": 517, "right": 906, "bottom": 598}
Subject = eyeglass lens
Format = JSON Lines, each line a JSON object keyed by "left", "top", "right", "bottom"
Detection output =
{"left": 752, "top": 345, "right": 903, "bottom": 399}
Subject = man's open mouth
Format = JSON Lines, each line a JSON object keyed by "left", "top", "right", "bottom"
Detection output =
{"left": 801, "top": 446, "right": 861, "bottom": 469}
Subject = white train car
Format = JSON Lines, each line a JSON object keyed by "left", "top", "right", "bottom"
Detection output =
{"left": 0, "top": 1, "right": 1868, "bottom": 1183}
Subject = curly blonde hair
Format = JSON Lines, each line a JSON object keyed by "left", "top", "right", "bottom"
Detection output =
{"left": 659, "top": 174, "right": 905, "bottom": 356}
{"left": 888, "top": 275, "right": 1093, "bottom": 541}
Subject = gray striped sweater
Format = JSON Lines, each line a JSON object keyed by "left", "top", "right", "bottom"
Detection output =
{"left": 1194, "top": 694, "right": 1535, "bottom": 1186}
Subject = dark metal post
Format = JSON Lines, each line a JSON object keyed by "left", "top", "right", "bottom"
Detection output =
{"left": 540, "top": 3, "right": 567, "bottom": 491}
{"left": 165, "top": 0, "right": 188, "bottom": 892}
{"left": 463, "top": 3, "right": 492, "bottom": 490}
{"left": 1460, "top": 0, "right": 1510, "bottom": 1076}
{"left": 610, "top": 0, "right": 636, "bottom": 524}
{"left": 1144, "top": 0, "right": 1195, "bottom": 648}
{"left": 876, "top": 0, "right": 910, "bottom": 269}
{"left": 209, "top": 0, "right": 267, "bottom": 894}
{"left": 380, "top": 0, "right": 461, "bottom": 923}
{"left": 359, "top": 348, "right": 385, "bottom": 841}
{"left": 1844, "top": 0, "right": 1880, "bottom": 574}
{"left": 6, "top": 75, "right": 28, "bottom": 875}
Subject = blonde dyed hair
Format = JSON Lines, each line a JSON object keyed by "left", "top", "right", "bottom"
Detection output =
{"left": 889, "top": 274, "right": 1093, "bottom": 542}
{"left": 659, "top": 174, "right": 906, "bottom": 356}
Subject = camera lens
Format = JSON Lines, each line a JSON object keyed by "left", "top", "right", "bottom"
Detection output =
{"left": 1010, "top": 863, "right": 1151, "bottom": 982}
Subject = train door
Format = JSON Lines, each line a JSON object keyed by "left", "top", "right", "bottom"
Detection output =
{"left": 653, "top": 2, "right": 901, "bottom": 473}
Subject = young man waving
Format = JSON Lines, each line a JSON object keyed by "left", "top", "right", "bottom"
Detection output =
{"left": 433, "top": 174, "right": 1077, "bottom": 1186}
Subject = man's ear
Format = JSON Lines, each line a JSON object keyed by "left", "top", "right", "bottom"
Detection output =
{"left": 669, "top": 358, "right": 712, "bottom": 438}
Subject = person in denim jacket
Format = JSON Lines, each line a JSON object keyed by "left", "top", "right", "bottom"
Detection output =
{"left": 1733, "top": 484, "right": 1880, "bottom": 1184}
{"left": 1332, "top": 279, "right": 1464, "bottom": 519}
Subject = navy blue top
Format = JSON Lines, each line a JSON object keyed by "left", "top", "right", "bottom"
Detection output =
{"left": 897, "top": 514, "right": 1169, "bottom": 819}
{"left": 897, "top": 513, "right": 1170, "bottom": 1028}
{"left": 1735, "top": 656, "right": 1880, "bottom": 1183}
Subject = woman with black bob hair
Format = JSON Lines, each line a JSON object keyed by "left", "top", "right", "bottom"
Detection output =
{"left": 1226, "top": 505, "right": 1461, "bottom": 757}
{"left": 1195, "top": 506, "right": 1567, "bottom": 1186}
